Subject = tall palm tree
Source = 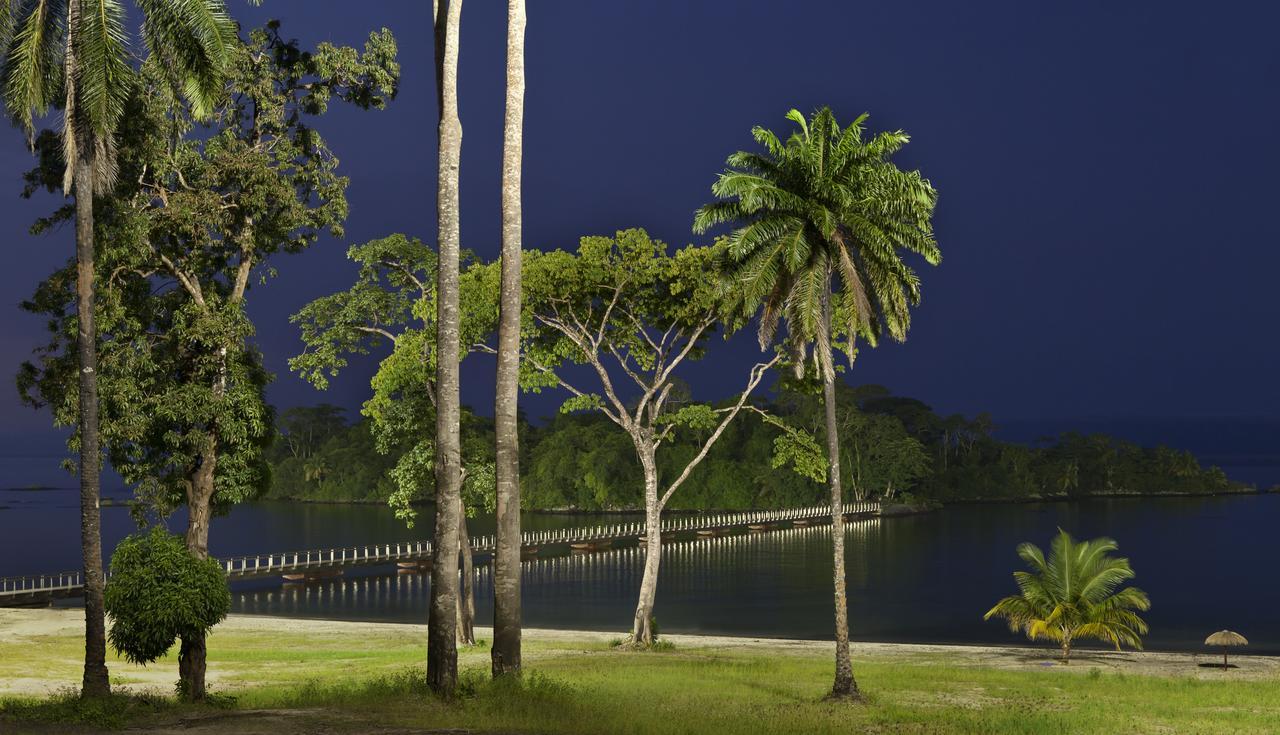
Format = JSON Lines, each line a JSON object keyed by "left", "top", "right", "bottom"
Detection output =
{"left": 1, "top": 0, "right": 236, "bottom": 698}
{"left": 985, "top": 530, "right": 1151, "bottom": 661}
{"left": 491, "top": 0, "right": 525, "bottom": 678}
{"left": 695, "top": 107, "right": 940, "bottom": 700}
{"left": 428, "top": 0, "right": 464, "bottom": 697}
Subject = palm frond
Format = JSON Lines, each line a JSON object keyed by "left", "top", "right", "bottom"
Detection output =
{"left": 696, "top": 105, "right": 941, "bottom": 364}
{"left": 75, "top": 0, "right": 129, "bottom": 133}
{"left": 987, "top": 530, "right": 1150, "bottom": 655}
{"left": 71, "top": 0, "right": 129, "bottom": 191}
{"left": 135, "top": 0, "right": 236, "bottom": 118}
{"left": 2, "top": 0, "right": 66, "bottom": 140}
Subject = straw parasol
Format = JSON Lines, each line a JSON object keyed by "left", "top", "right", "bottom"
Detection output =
{"left": 1205, "top": 630, "right": 1248, "bottom": 669}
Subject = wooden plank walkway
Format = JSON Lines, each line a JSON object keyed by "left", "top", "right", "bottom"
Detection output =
{"left": 0, "top": 502, "right": 879, "bottom": 606}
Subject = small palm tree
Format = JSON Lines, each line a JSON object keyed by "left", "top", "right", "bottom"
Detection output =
{"left": 985, "top": 530, "right": 1151, "bottom": 661}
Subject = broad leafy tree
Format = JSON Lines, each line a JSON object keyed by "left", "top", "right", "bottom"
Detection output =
{"left": 479, "top": 229, "right": 785, "bottom": 646}
{"left": 695, "top": 107, "right": 940, "bottom": 699}
{"left": 292, "top": 234, "right": 494, "bottom": 645}
{"left": 985, "top": 530, "right": 1151, "bottom": 661}
{"left": 1, "top": 0, "right": 237, "bottom": 698}
{"left": 779, "top": 385, "right": 929, "bottom": 501}
{"left": 18, "top": 24, "right": 398, "bottom": 699}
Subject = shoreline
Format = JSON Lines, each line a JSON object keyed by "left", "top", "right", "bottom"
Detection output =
{"left": 3, "top": 608, "right": 1277, "bottom": 698}
{"left": 250, "top": 487, "right": 1270, "bottom": 512}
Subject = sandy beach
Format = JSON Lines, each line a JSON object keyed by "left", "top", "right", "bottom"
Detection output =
{"left": 2, "top": 607, "right": 1274, "bottom": 698}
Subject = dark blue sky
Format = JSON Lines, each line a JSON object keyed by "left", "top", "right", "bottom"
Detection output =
{"left": 3, "top": 0, "right": 1279, "bottom": 453}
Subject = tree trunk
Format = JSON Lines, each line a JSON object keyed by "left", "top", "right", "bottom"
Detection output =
{"left": 491, "top": 0, "right": 526, "bottom": 679}
{"left": 72, "top": 124, "right": 110, "bottom": 700}
{"left": 820, "top": 292, "right": 861, "bottom": 702}
{"left": 456, "top": 504, "right": 476, "bottom": 646}
{"left": 428, "top": 0, "right": 464, "bottom": 698}
{"left": 629, "top": 444, "right": 661, "bottom": 646}
{"left": 178, "top": 440, "right": 217, "bottom": 700}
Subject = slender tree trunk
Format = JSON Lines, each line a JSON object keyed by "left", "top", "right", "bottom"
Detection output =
{"left": 179, "top": 440, "right": 217, "bottom": 700}
{"left": 457, "top": 504, "right": 476, "bottom": 645}
{"left": 73, "top": 128, "right": 110, "bottom": 699}
{"left": 629, "top": 444, "right": 661, "bottom": 646}
{"left": 428, "top": 0, "right": 464, "bottom": 697}
{"left": 491, "top": 0, "right": 526, "bottom": 678}
{"left": 820, "top": 292, "right": 861, "bottom": 702}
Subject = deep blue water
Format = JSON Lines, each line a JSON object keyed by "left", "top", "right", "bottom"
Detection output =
{"left": 2, "top": 458, "right": 1278, "bottom": 655}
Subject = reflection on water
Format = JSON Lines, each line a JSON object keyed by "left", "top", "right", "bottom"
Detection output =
{"left": 8, "top": 491, "right": 1280, "bottom": 653}
{"left": 232, "top": 521, "right": 880, "bottom": 641}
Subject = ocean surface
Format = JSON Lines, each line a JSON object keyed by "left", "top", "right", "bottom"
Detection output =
{"left": 3, "top": 454, "right": 1277, "bottom": 654}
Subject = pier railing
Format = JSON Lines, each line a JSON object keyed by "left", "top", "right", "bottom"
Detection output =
{"left": 0, "top": 501, "right": 878, "bottom": 605}
{"left": 0, "top": 571, "right": 85, "bottom": 603}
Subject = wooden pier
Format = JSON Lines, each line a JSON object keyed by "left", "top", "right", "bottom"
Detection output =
{"left": 0, "top": 502, "right": 879, "bottom": 606}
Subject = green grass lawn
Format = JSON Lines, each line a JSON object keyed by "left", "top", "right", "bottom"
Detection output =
{"left": 2, "top": 617, "right": 1276, "bottom": 734}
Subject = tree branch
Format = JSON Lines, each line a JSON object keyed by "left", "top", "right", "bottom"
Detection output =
{"left": 657, "top": 353, "right": 780, "bottom": 509}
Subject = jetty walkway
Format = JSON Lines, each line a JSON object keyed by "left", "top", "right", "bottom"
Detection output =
{"left": 0, "top": 502, "right": 879, "bottom": 606}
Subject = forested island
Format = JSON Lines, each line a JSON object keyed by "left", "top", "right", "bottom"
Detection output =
{"left": 266, "top": 386, "right": 1247, "bottom": 510}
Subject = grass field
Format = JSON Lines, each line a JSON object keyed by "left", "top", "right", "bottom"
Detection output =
{"left": 1, "top": 610, "right": 1276, "bottom": 734}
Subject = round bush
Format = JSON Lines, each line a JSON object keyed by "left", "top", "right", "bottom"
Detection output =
{"left": 103, "top": 527, "right": 231, "bottom": 665}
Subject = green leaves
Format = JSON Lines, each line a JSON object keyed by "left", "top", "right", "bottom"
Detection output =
{"left": 291, "top": 235, "right": 432, "bottom": 391}
{"left": 764, "top": 415, "right": 826, "bottom": 485}
{"left": 103, "top": 527, "right": 230, "bottom": 665}
{"left": 75, "top": 0, "right": 132, "bottom": 138}
{"left": 2, "top": 0, "right": 239, "bottom": 197}
{"left": 135, "top": 0, "right": 236, "bottom": 119}
{"left": 984, "top": 530, "right": 1151, "bottom": 657}
{"left": 18, "top": 23, "right": 399, "bottom": 517}
{"left": 2, "top": 0, "right": 67, "bottom": 138}
{"left": 694, "top": 106, "right": 941, "bottom": 372}
{"left": 657, "top": 404, "right": 718, "bottom": 431}
{"left": 559, "top": 393, "right": 604, "bottom": 414}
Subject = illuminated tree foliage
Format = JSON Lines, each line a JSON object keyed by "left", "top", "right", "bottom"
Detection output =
{"left": 18, "top": 22, "right": 398, "bottom": 699}
{"left": 985, "top": 530, "right": 1151, "bottom": 661}
{"left": 103, "top": 528, "right": 230, "bottom": 671}
{"left": 291, "top": 234, "right": 494, "bottom": 644}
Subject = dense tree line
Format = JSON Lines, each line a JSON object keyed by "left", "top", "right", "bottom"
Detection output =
{"left": 266, "top": 384, "right": 1238, "bottom": 509}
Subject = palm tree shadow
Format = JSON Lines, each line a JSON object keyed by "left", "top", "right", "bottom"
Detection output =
{"left": 1009, "top": 650, "right": 1141, "bottom": 666}
{"left": 1197, "top": 662, "right": 1239, "bottom": 670}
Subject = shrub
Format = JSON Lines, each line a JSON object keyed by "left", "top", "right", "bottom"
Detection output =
{"left": 103, "top": 527, "right": 231, "bottom": 665}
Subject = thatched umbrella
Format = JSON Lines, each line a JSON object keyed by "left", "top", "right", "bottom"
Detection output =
{"left": 1205, "top": 630, "right": 1248, "bottom": 669}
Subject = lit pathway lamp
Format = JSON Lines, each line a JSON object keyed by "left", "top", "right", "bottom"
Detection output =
{"left": 1204, "top": 630, "right": 1248, "bottom": 670}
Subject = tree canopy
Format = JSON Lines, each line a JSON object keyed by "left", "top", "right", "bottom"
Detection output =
{"left": 17, "top": 23, "right": 399, "bottom": 517}
{"left": 103, "top": 527, "right": 230, "bottom": 666}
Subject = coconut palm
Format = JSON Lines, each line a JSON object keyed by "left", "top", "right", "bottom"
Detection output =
{"left": 695, "top": 107, "right": 940, "bottom": 700}
{"left": 428, "top": 0, "right": 464, "bottom": 697}
{"left": 1, "top": 0, "right": 236, "bottom": 698}
{"left": 985, "top": 530, "right": 1151, "bottom": 661}
{"left": 492, "top": 0, "right": 525, "bottom": 678}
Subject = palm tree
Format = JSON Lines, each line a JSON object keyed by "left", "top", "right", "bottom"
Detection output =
{"left": 695, "top": 107, "right": 940, "bottom": 700}
{"left": 491, "top": 0, "right": 525, "bottom": 678}
{"left": 1, "top": 0, "right": 236, "bottom": 698}
{"left": 985, "top": 530, "right": 1151, "bottom": 662}
{"left": 428, "top": 0, "right": 464, "bottom": 697}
